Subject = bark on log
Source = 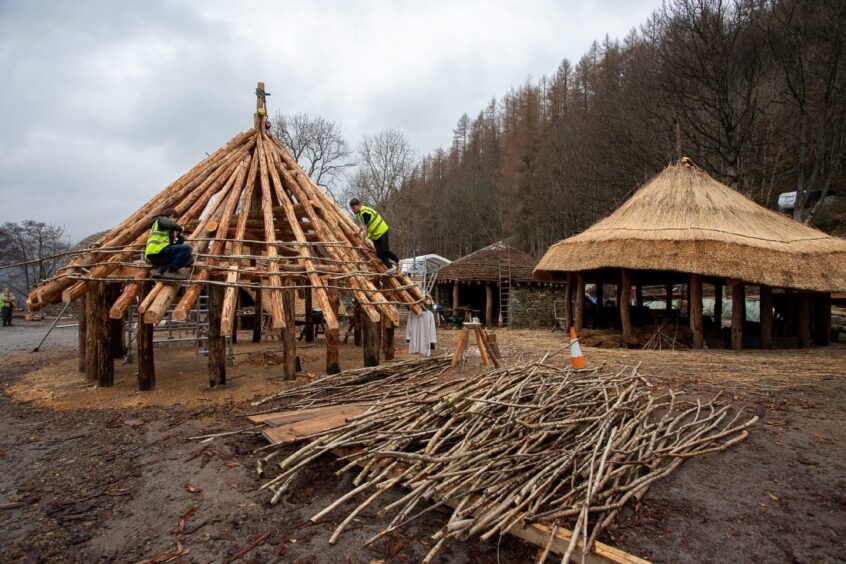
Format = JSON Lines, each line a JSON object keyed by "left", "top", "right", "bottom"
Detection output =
{"left": 78, "top": 294, "right": 87, "bottom": 374}
{"left": 93, "top": 283, "right": 114, "bottom": 387}
{"left": 620, "top": 269, "right": 633, "bottom": 347}
{"left": 282, "top": 286, "right": 297, "bottom": 380}
{"left": 363, "top": 315, "right": 381, "bottom": 367}
{"left": 382, "top": 313, "right": 395, "bottom": 361}
{"left": 452, "top": 282, "right": 460, "bottom": 316}
{"left": 325, "top": 328, "right": 341, "bottom": 375}
{"left": 208, "top": 284, "right": 226, "bottom": 387}
{"left": 485, "top": 284, "right": 493, "bottom": 328}
{"left": 137, "top": 286, "right": 155, "bottom": 391}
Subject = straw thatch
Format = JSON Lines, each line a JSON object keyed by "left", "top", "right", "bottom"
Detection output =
{"left": 535, "top": 158, "right": 846, "bottom": 292}
{"left": 437, "top": 241, "right": 536, "bottom": 283}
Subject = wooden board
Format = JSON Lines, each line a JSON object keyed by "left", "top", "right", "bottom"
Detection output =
{"left": 248, "top": 404, "right": 368, "bottom": 426}
{"left": 260, "top": 405, "right": 368, "bottom": 444}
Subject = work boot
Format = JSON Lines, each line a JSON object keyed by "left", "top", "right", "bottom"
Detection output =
{"left": 161, "top": 270, "right": 187, "bottom": 280}
{"left": 150, "top": 267, "right": 166, "bottom": 278}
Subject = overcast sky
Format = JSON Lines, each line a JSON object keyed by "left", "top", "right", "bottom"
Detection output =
{"left": 0, "top": 0, "right": 658, "bottom": 242}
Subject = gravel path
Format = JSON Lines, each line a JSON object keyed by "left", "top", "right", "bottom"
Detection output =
{"left": 0, "top": 318, "right": 78, "bottom": 354}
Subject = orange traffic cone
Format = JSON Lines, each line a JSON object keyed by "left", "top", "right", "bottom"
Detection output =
{"left": 569, "top": 327, "right": 585, "bottom": 369}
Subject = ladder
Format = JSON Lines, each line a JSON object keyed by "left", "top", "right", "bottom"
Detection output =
{"left": 498, "top": 246, "right": 511, "bottom": 327}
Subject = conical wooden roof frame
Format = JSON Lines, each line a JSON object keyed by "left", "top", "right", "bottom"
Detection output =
{"left": 534, "top": 158, "right": 846, "bottom": 292}
{"left": 28, "top": 84, "right": 427, "bottom": 331}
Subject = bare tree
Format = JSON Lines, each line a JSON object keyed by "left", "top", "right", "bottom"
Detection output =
{"left": 348, "top": 129, "right": 416, "bottom": 214}
{"left": 271, "top": 112, "right": 354, "bottom": 199}
{"left": 0, "top": 220, "right": 71, "bottom": 299}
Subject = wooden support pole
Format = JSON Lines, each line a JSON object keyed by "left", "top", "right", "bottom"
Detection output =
{"left": 452, "top": 282, "right": 459, "bottom": 316}
{"left": 363, "top": 314, "right": 381, "bottom": 367}
{"left": 326, "top": 290, "right": 341, "bottom": 375}
{"left": 304, "top": 287, "right": 315, "bottom": 342}
{"left": 382, "top": 313, "right": 395, "bottom": 361}
{"left": 813, "top": 292, "right": 831, "bottom": 346}
{"left": 252, "top": 288, "right": 263, "bottom": 343}
{"left": 798, "top": 291, "right": 812, "bottom": 348}
{"left": 137, "top": 287, "right": 155, "bottom": 391}
{"left": 207, "top": 284, "right": 226, "bottom": 387}
{"left": 231, "top": 291, "right": 239, "bottom": 344}
{"left": 77, "top": 294, "right": 87, "bottom": 374}
{"left": 108, "top": 286, "right": 126, "bottom": 359}
{"left": 575, "top": 273, "right": 585, "bottom": 332}
{"left": 714, "top": 282, "right": 724, "bottom": 329}
{"left": 760, "top": 285, "right": 773, "bottom": 349}
{"left": 282, "top": 286, "right": 297, "bottom": 379}
{"left": 434, "top": 284, "right": 441, "bottom": 305}
{"left": 85, "top": 290, "right": 98, "bottom": 381}
{"left": 565, "top": 273, "right": 574, "bottom": 330}
{"left": 731, "top": 283, "right": 745, "bottom": 350}
{"left": 689, "top": 274, "right": 703, "bottom": 349}
{"left": 353, "top": 301, "right": 362, "bottom": 347}
{"left": 620, "top": 269, "right": 632, "bottom": 346}
{"left": 93, "top": 283, "right": 114, "bottom": 387}
{"left": 485, "top": 284, "right": 493, "bottom": 328}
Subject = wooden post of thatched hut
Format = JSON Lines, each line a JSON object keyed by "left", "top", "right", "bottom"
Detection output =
{"left": 108, "top": 286, "right": 126, "bottom": 360}
{"left": 282, "top": 286, "right": 296, "bottom": 379}
{"left": 485, "top": 284, "right": 493, "bottom": 328}
{"left": 813, "top": 293, "right": 832, "bottom": 346}
{"left": 798, "top": 291, "right": 812, "bottom": 348}
{"left": 137, "top": 286, "right": 155, "bottom": 391}
{"left": 731, "top": 283, "right": 745, "bottom": 350}
{"left": 434, "top": 284, "right": 441, "bottom": 305}
{"left": 91, "top": 282, "right": 114, "bottom": 387}
{"left": 620, "top": 269, "right": 632, "bottom": 345}
{"left": 78, "top": 295, "right": 87, "bottom": 374}
{"left": 690, "top": 274, "right": 703, "bottom": 349}
{"left": 575, "top": 273, "right": 585, "bottom": 331}
{"left": 760, "top": 285, "right": 773, "bottom": 349}
{"left": 363, "top": 315, "right": 380, "bottom": 367}
{"left": 452, "top": 282, "right": 459, "bottom": 316}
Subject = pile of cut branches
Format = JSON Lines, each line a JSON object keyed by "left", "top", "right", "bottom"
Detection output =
{"left": 258, "top": 358, "right": 755, "bottom": 562}
{"left": 251, "top": 356, "right": 452, "bottom": 410}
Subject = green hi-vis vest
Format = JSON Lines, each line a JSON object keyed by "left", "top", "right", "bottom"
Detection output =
{"left": 356, "top": 205, "right": 389, "bottom": 241}
{"left": 145, "top": 219, "right": 171, "bottom": 258}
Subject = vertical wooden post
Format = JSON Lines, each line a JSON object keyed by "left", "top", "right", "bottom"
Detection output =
{"left": 207, "top": 284, "right": 226, "bottom": 387}
{"left": 434, "top": 284, "right": 441, "bottom": 305}
{"left": 363, "top": 315, "right": 380, "bottom": 367}
{"left": 575, "top": 272, "right": 585, "bottom": 332}
{"left": 85, "top": 291, "right": 98, "bottom": 381}
{"left": 93, "top": 282, "right": 114, "bottom": 387}
{"left": 231, "top": 291, "right": 239, "bottom": 344}
{"left": 665, "top": 283, "right": 673, "bottom": 312}
{"left": 620, "top": 269, "right": 632, "bottom": 346}
{"left": 452, "top": 282, "right": 460, "bottom": 316}
{"left": 760, "top": 285, "right": 773, "bottom": 349}
{"left": 731, "top": 283, "right": 745, "bottom": 350}
{"left": 689, "top": 274, "right": 703, "bottom": 349}
{"left": 252, "top": 288, "right": 263, "bottom": 343}
{"left": 812, "top": 292, "right": 831, "bottom": 346}
{"left": 714, "top": 282, "right": 724, "bottom": 328}
{"left": 382, "top": 313, "right": 395, "bottom": 361}
{"left": 78, "top": 294, "right": 87, "bottom": 373}
{"left": 304, "top": 287, "right": 315, "bottom": 342}
{"left": 594, "top": 279, "right": 604, "bottom": 329}
{"left": 565, "top": 272, "right": 574, "bottom": 330}
{"left": 282, "top": 286, "right": 297, "bottom": 379}
{"left": 353, "top": 301, "right": 362, "bottom": 346}
{"left": 485, "top": 284, "right": 493, "bottom": 328}
{"left": 137, "top": 286, "right": 155, "bottom": 391}
{"left": 325, "top": 290, "right": 341, "bottom": 375}
{"left": 798, "top": 291, "right": 812, "bottom": 348}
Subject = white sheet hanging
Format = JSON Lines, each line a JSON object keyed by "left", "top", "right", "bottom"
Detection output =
{"left": 406, "top": 310, "right": 437, "bottom": 356}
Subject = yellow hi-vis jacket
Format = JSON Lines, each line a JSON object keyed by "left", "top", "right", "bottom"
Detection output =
{"left": 356, "top": 205, "right": 389, "bottom": 241}
{"left": 145, "top": 219, "right": 171, "bottom": 259}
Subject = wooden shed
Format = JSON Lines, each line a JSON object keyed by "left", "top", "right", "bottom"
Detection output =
{"left": 534, "top": 158, "right": 846, "bottom": 349}
{"left": 435, "top": 241, "right": 561, "bottom": 327}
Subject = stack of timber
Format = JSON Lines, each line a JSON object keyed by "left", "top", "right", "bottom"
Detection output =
{"left": 256, "top": 358, "right": 755, "bottom": 563}
{"left": 24, "top": 82, "right": 427, "bottom": 383}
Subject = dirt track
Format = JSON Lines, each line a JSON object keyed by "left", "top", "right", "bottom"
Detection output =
{"left": 1, "top": 327, "right": 845, "bottom": 563}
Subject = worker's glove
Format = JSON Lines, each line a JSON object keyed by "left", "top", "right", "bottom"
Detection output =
{"left": 174, "top": 234, "right": 185, "bottom": 245}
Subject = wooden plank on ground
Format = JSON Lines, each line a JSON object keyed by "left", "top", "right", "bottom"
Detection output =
{"left": 248, "top": 404, "right": 368, "bottom": 426}
{"left": 261, "top": 408, "right": 367, "bottom": 444}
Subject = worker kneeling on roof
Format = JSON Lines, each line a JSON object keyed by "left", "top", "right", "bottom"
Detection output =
{"left": 145, "top": 208, "right": 194, "bottom": 279}
{"left": 349, "top": 198, "right": 399, "bottom": 271}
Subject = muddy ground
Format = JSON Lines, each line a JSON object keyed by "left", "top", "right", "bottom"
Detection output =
{"left": 1, "top": 324, "right": 844, "bottom": 563}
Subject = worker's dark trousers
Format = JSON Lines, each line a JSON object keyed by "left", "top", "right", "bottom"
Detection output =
{"left": 373, "top": 232, "right": 399, "bottom": 268}
{"left": 1, "top": 307, "right": 12, "bottom": 326}
{"left": 148, "top": 244, "right": 195, "bottom": 271}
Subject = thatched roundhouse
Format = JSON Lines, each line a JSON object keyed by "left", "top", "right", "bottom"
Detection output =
{"left": 534, "top": 158, "right": 846, "bottom": 349}
{"left": 435, "top": 241, "right": 561, "bottom": 327}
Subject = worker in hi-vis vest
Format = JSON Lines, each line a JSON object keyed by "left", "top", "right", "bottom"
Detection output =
{"left": 349, "top": 198, "right": 400, "bottom": 271}
{"left": 145, "top": 208, "right": 194, "bottom": 279}
{"left": 0, "top": 287, "right": 16, "bottom": 327}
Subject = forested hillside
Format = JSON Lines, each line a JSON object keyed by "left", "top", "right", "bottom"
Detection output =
{"left": 378, "top": 0, "right": 845, "bottom": 260}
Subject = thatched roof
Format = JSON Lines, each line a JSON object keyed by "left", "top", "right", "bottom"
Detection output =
{"left": 438, "top": 241, "right": 536, "bottom": 283}
{"left": 534, "top": 158, "right": 846, "bottom": 292}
